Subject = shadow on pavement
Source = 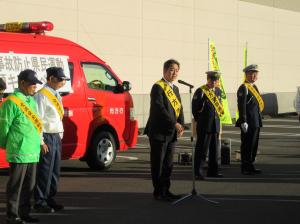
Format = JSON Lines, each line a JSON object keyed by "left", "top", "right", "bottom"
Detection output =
{"left": 0, "top": 192, "right": 299, "bottom": 224}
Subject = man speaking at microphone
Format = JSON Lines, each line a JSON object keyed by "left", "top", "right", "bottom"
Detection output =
{"left": 144, "top": 59, "right": 184, "bottom": 202}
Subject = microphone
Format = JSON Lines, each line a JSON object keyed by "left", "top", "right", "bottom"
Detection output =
{"left": 178, "top": 79, "right": 194, "bottom": 88}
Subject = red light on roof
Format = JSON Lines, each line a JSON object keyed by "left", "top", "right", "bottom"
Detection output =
{"left": 28, "top": 21, "right": 54, "bottom": 33}
{"left": 0, "top": 21, "right": 54, "bottom": 33}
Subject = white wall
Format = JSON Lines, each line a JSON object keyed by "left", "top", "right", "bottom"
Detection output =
{"left": 1, "top": 0, "right": 299, "bottom": 127}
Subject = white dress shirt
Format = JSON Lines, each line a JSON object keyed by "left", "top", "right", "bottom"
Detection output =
{"left": 163, "top": 77, "right": 174, "bottom": 89}
{"left": 34, "top": 84, "right": 64, "bottom": 137}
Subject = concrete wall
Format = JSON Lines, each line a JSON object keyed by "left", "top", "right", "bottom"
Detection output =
{"left": 1, "top": 0, "right": 300, "bottom": 127}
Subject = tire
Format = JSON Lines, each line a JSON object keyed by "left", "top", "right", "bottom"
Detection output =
{"left": 86, "top": 131, "right": 116, "bottom": 170}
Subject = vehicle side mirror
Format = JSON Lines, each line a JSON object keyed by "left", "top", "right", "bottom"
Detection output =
{"left": 122, "top": 81, "right": 131, "bottom": 91}
{"left": 59, "top": 92, "right": 70, "bottom": 96}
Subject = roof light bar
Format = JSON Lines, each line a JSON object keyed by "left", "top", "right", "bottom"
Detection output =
{"left": 0, "top": 21, "right": 54, "bottom": 33}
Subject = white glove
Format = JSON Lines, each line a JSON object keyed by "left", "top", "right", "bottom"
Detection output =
{"left": 241, "top": 122, "right": 248, "bottom": 133}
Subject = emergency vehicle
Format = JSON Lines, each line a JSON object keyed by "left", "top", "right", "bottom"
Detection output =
{"left": 0, "top": 21, "right": 138, "bottom": 170}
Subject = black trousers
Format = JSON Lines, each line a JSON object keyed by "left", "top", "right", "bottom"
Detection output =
{"left": 194, "top": 130, "right": 219, "bottom": 175}
{"left": 149, "top": 138, "right": 176, "bottom": 195}
{"left": 7, "top": 163, "right": 37, "bottom": 218}
{"left": 240, "top": 127, "right": 260, "bottom": 170}
{"left": 34, "top": 133, "right": 61, "bottom": 206}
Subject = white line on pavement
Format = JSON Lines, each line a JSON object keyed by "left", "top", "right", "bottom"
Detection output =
{"left": 263, "top": 119, "right": 298, "bottom": 123}
{"left": 134, "top": 143, "right": 149, "bottom": 148}
{"left": 223, "top": 130, "right": 300, "bottom": 137}
{"left": 116, "top": 156, "right": 138, "bottom": 160}
{"left": 211, "top": 197, "right": 300, "bottom": 203}
{"left": 263, "top": 124, "right": 300, "bottom": 129}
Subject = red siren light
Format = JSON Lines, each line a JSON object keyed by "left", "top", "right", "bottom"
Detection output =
{"left": 28, "top": 21, "right": 54, "bottom": 33}
{"left": 0, "top": 21, "right": 54, "bottom": 34}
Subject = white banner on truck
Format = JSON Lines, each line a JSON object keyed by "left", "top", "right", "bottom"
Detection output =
{"left": 0, "top": 52, "right": 71, "bottom": 93}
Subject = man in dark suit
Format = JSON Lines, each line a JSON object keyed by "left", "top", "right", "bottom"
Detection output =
{"left": 236, "top": 64, "right": 263, "bottom": 175}
{"left": 192, "top": 71, "right": 224, "bottom": 180}
{"left": 144, "top": 59, "right": 184, "bottom": 201}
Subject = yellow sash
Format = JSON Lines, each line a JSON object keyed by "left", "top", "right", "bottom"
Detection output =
{"left": 244, "top": 83, "right": 264, "bottom": 112}
{"left": 201, "top": 85, "right": 224, "bottom": 118}
{"left": 39, "top": 88, "right": 64, "bottom": 120}
{"left": 7, "top": 95, "right": 43, "bottom": 134}
{"left": 156, "top": 80, "right": 181, "bottom": 119}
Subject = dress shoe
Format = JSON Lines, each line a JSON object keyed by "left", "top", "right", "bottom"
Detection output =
{"left": 153, "top": 193, "right": 161, "bottom": 200}
{"left": 252, "top": 168, "right": 262, "bottom": 174}
{"left": 34, "top": 204, "right": 54, "bottom": 213}
{"left": 6, "top": 217, "right": 25, "bottom": 224}
{"left": 241, "top": 169, "right": 254, "bottom": 175}
{"left": 207, "top": 173, "right": 223, "bottom": 178}
{"left": 156, "top": 194, "right": 173, "bottom": 202}
{"left": 154, "top": 191, "right": 180, "bottom": 202}
{"left": 47, "top": 199, "right": 65, "bottom": 212}
{"left": 165, "top": 191, "right": 182, "bottom": 200}
{"left": 49, "top": 203, "right": 64, "bottom": 212}
{"left": 20, "top": 215, "right": 39, "bottom": 223}
{"left": 195, "top": 174, "right": 205, "bottom": 180}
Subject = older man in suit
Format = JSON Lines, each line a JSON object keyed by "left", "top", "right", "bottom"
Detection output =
{"left": 144, "top": 59, "right": 184, "bottom": 202}
{"left": 236, "top": 64, "right": 263, "bottom": 175}
{"left": 192, "top": 71, "right": 224, "bottom": 180}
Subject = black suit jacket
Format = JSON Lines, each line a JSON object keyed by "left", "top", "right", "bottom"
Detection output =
{"left": 235, "top": 83, "right": 263, "bottom": 128}
{"left": 144, "top": 80, "right": 184, "bottom": 142}
{"left": 192, "top": 86, "right": 221, "bottom": 133}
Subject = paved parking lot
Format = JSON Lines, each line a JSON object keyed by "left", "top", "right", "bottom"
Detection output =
{"left": 0, "top": 116, "right": 299, "bottom": 224}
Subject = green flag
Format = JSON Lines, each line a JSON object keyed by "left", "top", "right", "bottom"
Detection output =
{"left": 243, "top": 42, "right": 248, "bottom": 80}
{"left": 236, "top": 42, "right": 248, "bottom": 120}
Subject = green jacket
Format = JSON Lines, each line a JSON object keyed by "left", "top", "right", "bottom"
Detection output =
{"left": 0, "top": 90, "right": 40, "bottom": 163}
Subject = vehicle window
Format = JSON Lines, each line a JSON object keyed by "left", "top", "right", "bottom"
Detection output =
{"left": 82, "top": 63, "right": 117, "bottom": 91}
{"left": 68, "top": 62, "right": 74, "bottom": 84}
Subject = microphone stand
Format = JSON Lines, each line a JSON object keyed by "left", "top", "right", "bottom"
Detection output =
{"left": 172, "top": 82, "right": 219, "bottom": 205}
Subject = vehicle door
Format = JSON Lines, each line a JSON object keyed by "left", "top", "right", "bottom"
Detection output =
{"left": 81, "top": 63, "right": 128, "bottom": 143}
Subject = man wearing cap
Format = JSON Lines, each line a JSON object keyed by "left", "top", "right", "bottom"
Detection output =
{"left": 0, "top": 69, "right": 42, "bottom": 224}
{"left": 144, "top": 59, "right": 184, "bottom": 201}
{"left": 0, "top": 77, "right": 7, "bottom": 103}
{"left": 236, "top": 64, "right": 263, "bottom": 175}
{"left": 34, "top": 67, "right": 69, "bottom": 213}
{"left": 192, "top": 71, "right": 224, "bottom": 179}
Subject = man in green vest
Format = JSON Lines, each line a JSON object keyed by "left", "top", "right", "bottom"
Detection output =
{"left": 0, "top": 69, "right": 43, "bottom": 224}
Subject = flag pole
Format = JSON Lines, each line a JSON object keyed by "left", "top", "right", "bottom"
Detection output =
{"left": 208, "top": 38, "right": 210, "bottom": 70}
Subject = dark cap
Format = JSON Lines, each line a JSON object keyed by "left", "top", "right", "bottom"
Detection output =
{"left": 46, "top": 67, "right": 70, "bottom": 81}
{"left": 18, "top": 69, "right": 43, "bottom": 84}
{"left": 0, "top": 78, "right": 6, "bottom": 90}
{"left": 206, "top": 70, "right": 221, "bottom": 80}
{"left": 243, "top": 64, "right": 259, "bottom": 73}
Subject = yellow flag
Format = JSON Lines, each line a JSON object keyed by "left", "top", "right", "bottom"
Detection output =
{"left": 209, "top": 39, "right": 232, "bottom": 124}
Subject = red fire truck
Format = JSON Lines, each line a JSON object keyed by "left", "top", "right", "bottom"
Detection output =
{"left": 0, "top": 21, "right": 138, "bottom": 170}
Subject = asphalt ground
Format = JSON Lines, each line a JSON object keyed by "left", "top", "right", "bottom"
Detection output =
{"left": 0, "top": 115, "right": 300, "bottom": 224}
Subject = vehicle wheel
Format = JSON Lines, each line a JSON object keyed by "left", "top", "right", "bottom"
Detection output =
{"left": 86, "top": 131, "right": 116, "bottom": 170}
